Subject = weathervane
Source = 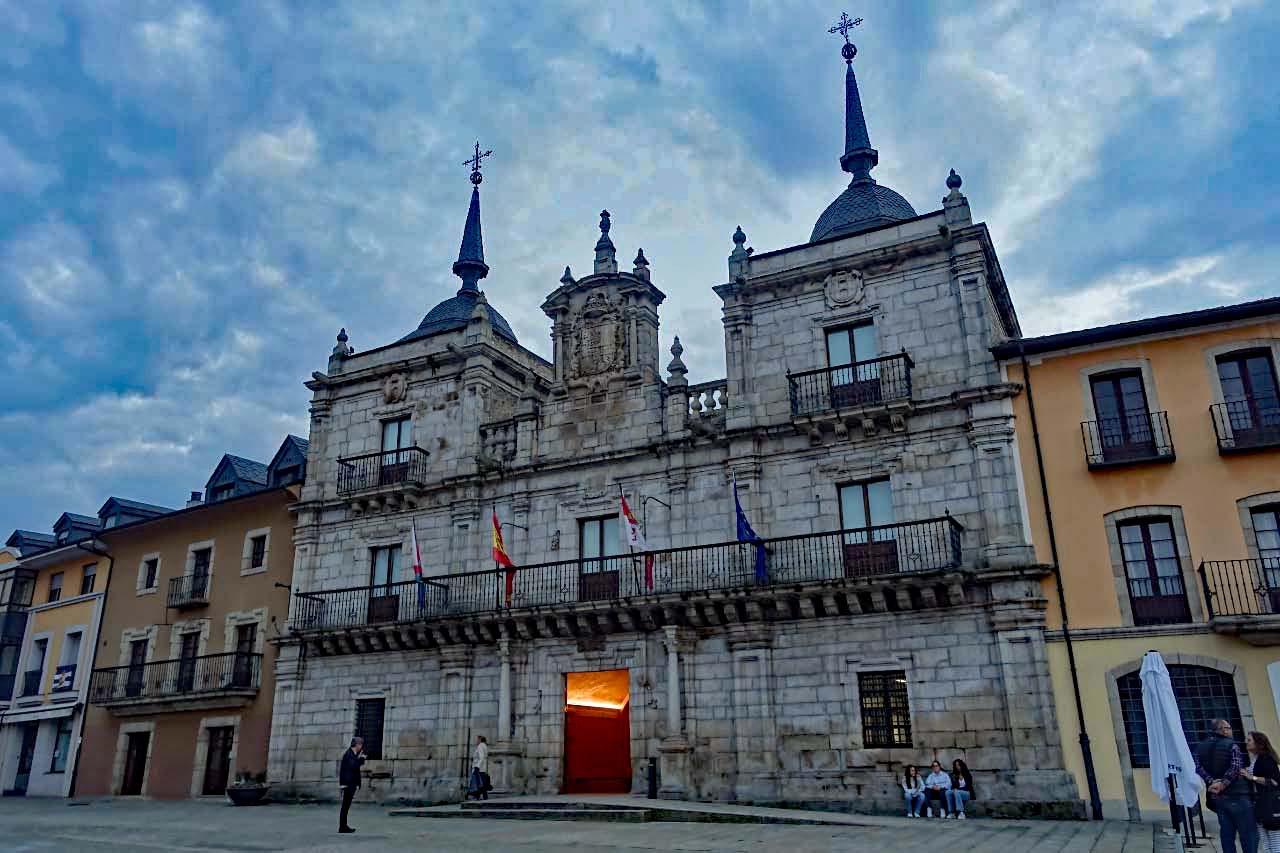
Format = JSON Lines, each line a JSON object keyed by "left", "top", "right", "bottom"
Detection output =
{"left": 828, "top": 11, "right": 863, "bottom": 64}
{"left": 464, "top": 140, "right": 493, "bottom": 186}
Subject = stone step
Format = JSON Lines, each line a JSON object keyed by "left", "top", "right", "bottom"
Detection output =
{"left": 394, "top": 806, "right": 654, "bottom": 822}
{"left": 391, "top": 801, "right": 851, "bottom": 825}
{"left": 459, "top": 800, "right": 649, "bottom": 811}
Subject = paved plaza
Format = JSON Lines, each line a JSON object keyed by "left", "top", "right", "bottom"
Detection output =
{"left": 0, "top": 798, "right": 1192, "bottom": 853}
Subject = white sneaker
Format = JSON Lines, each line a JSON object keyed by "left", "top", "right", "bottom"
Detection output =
{"left": 958, "top": 813, "right": 966, "bottom": 820}
{"left": 944, "top": 814, "right": 953, "bottom": 819}
{"left": 926, "top": 808, "right": 933, "bottom": 818}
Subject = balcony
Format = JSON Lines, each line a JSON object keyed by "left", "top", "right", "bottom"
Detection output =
{"left": 337, "top": 447, "right": 431, "bottom": 498}
{"left": 1200, "top": 559, "right": 1280, "bottom": 645}
{"left": 89, "top": 652, "right": 262, "bottom": 715}
{"left": 788, "top": 354, "right": 913, "bottom": 428}
{"left": 19, "top": 668, "right": 41, "bottom": 698}
{"left": 291, "top": 517, "right": 966, "bottom": 654}
{"left": 167, "top": 574, "right": 209, "bottom": 610}
{"left": 1211, "top": 394, "right": 1280, "bottom": 454}
{"left": 1081, "top": 410, "right": 1175, "bottom": 470}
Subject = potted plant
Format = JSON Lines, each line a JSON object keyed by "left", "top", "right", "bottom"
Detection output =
{"left": 226, "top": 769, "right": 270, "bottom": 806}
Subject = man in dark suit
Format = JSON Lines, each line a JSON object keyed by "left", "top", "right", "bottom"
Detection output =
{"left": 338, "top": 737, "right": 366, "bottom": 834}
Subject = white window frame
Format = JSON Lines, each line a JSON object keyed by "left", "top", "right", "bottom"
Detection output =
{"left": 190, "top": 714, "right": 242, "bottom": 797}
{"left": 240, "top": 527, "right": 272, "bottom": 576}
{"left": 184, "top": 539, "right": 216, "bottom": 600}
{"left": 136, "top": 552, "right": 162, "bottom": 596}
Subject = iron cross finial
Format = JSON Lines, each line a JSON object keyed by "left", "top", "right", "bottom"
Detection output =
{"left": 464, "top": 140, "right": 493, "bottom": 186}
{"left": 828, "top": 12, "right": 863, "bottom": 63}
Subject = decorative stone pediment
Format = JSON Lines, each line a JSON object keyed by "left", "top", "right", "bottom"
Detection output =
{"left": 823, "top": 269, "right": 865, "bottom": 308}
{"left": 571, "top": 290, "right": 626, "bottom": 379}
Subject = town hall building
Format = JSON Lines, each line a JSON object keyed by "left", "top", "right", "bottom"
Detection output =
{"left": 266, "top": 24, "right": 1081, "bottom": 814}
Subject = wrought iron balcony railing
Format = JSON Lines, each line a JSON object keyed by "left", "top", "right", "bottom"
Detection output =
{"left": 1081, "top": 410, "right": 1175, "bottom": 469}
{"left": 89, "top": 652, "right": 262, "bottom": 706}
{"left": 1211, "top": 394, "right": 1280, "bottom": 454}
{"left": 336, "top": 447, "right": 432, "bottom": 496}
{"left": 1200, "top": 559, "right": 1280, "bottom": 619}
{"left": 19, "top": 668, "right": 42, "bottom": 697}
{"left": 787, "top": 353, "right": 913, "bottom": 417}
{"left": 291, "top": 516, "right": 964, "bottom": 632}
{"left": 167, "top": 573, "right": 209, "bottom": 609}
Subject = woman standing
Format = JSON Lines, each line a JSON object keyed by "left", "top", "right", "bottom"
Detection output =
{"left": 1243, "top": 731, "right": 1280, "bottom": 853}
{"left": 902, "top": 765, "right": 925, "bottom": 817}
{"left": 469, "top": 735, "right": 490, "bottom": 801}
{"left": 947, "top": 758, "right": 976, "bottom": 819}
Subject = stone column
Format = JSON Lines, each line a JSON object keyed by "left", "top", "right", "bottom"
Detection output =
{"left": 497, "top": 639, "right": 512, "bottom": 741}
{"left": 490, "top": 637, "right": 524, "bottom": 795}
{"left": 968, "top": 400, "right": 1036, "bottom": 568}
{"left": 658, "top": 626, "right": 691, "bottom": 799}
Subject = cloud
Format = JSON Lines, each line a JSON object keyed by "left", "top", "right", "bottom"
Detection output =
{"left": 0, "top": 133, "right": 58, "bottom": 195}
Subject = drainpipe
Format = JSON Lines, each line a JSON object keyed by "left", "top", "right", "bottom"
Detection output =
{"left": 1019, "top": 345, "right": 1104, "bottom": 820}
{"left": 69, "top": 539, "right": 113, "bottom": 798}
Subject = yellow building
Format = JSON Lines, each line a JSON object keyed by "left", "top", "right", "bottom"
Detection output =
{"left": 0, "top": 501, "right": 170, "bottom": 797}
{"left": 996, "top": 296, "right": 1280, "bottom": 820}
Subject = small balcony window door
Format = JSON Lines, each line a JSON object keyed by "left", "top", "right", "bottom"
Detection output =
{"left": 80, "top": 563, "right": 97, "bottom": 595}
{"left": 579, "top": 516, "right": 623, "bottom": 601}
{"left": 232, "top": 623, "right": 256, "bottom": 688}
{"left": 177, "top": 631, "right": 199, "bottom": 692}
{"left": 368, "top": 546, "right": 400, "bottom": 623}
{"left": 380, "top": 417, "right": 412, "bottom": 485}
{"left": 191, "top": 548, "right": 211, "bottom": 598}
{"left": 1090, "top": 371, "right": 1155, "bottom": 460}
{"left": 48, "top": 572, "right": 63, "bottom": 603}
{"left": 826, "top": 323, "right": 880, "bottom": 406}
{"left": 1119, "top": 518, "right": 1191, "bottom": 625}
{"left": 1252, "top": 507, "right": 1280, "bottom": 611}
{"left": 839, "top": 480, "right": 897, "bottom": 577}
{"left": 125, "top": 639, "right": 147, "bottom": 698}
{"left": 1218, "top": 351, "right": 1280, "bottom": 438}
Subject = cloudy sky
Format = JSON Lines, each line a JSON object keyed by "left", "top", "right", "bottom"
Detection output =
{"left": 2, "top": 1, "right": 1277, "bottom": 534}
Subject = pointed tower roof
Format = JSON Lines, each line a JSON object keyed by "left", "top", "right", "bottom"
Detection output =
{"left": 810, "top": 15, "right": 915, "bottom": 243}
{"left": 402, "top": 143, "right": 517, "bottom": 344}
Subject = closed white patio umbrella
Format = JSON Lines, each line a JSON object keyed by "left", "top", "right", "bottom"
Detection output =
{"left": 1141, "top": 650, "right": 1205, "bottom": 807}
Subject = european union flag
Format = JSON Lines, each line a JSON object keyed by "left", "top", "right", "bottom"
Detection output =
{"left": 733, "top": 477, "right": 768, "bottom": 584}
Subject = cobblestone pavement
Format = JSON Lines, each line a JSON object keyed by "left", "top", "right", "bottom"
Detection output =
{"left": 0, "top": 798, "right": 1170, "bottom": 853}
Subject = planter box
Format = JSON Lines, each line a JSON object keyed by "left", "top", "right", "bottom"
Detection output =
{"left": 226, "top": 785, "right": 270, "bottom": 806}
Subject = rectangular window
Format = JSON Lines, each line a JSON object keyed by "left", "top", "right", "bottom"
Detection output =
{"left": 578, "top": 516, "right": 623, "bottom": 602}
{"left": 60, "top": 632, "right": 82, "bottom": 667}
{"left": 381, "top": 417, "right": 411, "bottom": 454}
{"left": 839, "top": 479, "right": 897, "bottom": 577}
{"left": 355, "top": 698, "right": 385, "bottom": 760}
{"left": 143, "top": 558, "right": 159, "bottom": 590}
{"left": 1218, "top": 351, "right": 1280, "bottom": 441}
{"left": 825, "top": 323, "right": 882, "bottom": 406}
{"left": 50, "top": 716, "right": 74, "bottom": 773}
{"left": 1090, "top": 371, "right": 1154, "bottom": 453}
{"left": 80, "top": 563, "right": 97, "bottom": 595}
{"left": 825, "top": 322, "right": 877, "bottom": 369}
{"left": 1119, "top": 518, "right": 1191, "bottom": 625}
{"left": 249, "top": 535, "right": 267, "bottom": 569}
{"left": 369, "top": 546, "right": 399, "bottom": 590}
{"left": 191, "top": 548, "right": 211, "bottom": 597}
{"left": 209, "top": 483, "right": 234, "bottom": 502}
{"left": 858, "top": 670, "right": 912, "bottom": 748}
{"left": 48, "top": 573, "right": 63, "bottom": 603}
{"left": 379, "top": 417, "right": 413, "bottom": 485}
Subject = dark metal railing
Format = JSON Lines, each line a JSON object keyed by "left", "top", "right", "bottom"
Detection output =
{"left": 167, "top": 573, "right": 209, "bottom": 609}
{"left": 788, "top": 353, "right": 914, "bottom": 417}
{"left": 1200, "top": 559, "right": 1280, "bottom": 619}
{"left": 1211, "top": 395, "right": 1280, "bottom": 453}
{"left": 19, "top": 668, "right": 42, "bottom": 697}
{"left": 1127, "top": 576, "right": 1192, "bottom": 625}
{"left": 291, "top": 516, "right": 964, "bottom": 632}
{"left": 89, "top": 652, "right": 263, "bottom": 706}
{"left": 337, "top": 446, "right": 431, "bottom": 496}
{"left": 1081, "top": 410, "right": 1175, "bottom": 468}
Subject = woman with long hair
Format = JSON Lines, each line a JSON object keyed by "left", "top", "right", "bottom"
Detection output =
{"left": 947, "top": 758, "right": 975, "bottom": 819}
{"left": 902, "top": 765, "right": 925, "bottom": 817}
{"left": 1244, "top": 731, "right": 1280, "bottom": 852}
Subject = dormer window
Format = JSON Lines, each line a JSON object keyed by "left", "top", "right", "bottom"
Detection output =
{"left": 209, "top": 483, "right": 235, "bottom": 503}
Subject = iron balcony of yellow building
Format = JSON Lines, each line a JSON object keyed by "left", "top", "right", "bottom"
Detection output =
{"left": 1200, "top": 558, "right": 1280, "bottom": 644}
{"left": 88, "top": 651, "right": 262, "bottom": 716}
{"left": 1209, "top": 391, "right": 1280, "bottom": 454}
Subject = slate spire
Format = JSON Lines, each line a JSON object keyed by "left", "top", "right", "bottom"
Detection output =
{"left": 452, "top": 185, "right": 489, "bottom": 293}
{"left": 837, "top": 28, "right": 878, "bottom": 181}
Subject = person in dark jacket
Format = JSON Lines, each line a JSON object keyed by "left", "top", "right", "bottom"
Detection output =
{"left": 1243, "top": 731, "right": 1280, "bottom": 853}
{"left": 338, "top": 737, "right": 366, "bottom": 834}
{"left": 946, "top": 758, "right": 976, "bottom": 819}
{"left": 1195, "top": 719, "right": 1257, "bottom": 853}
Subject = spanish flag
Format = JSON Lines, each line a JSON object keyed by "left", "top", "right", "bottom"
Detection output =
{"left": 492, "top": 511, "right": 515, "bottom": 605}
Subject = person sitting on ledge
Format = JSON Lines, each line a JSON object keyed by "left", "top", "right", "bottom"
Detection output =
{"left": 902, "top": 764, "right": 925, "bottom": 817}
{"left": 923, "top": 760, "right": 951, "bottom": 818}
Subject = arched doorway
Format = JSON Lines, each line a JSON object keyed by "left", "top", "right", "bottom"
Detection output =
{"left": 562, "top": 669, "right": 631, "bottom": 794}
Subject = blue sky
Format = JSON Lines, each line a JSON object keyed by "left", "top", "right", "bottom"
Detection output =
{"left": 2, "top": 1, "right": 1277, "bottom": 534}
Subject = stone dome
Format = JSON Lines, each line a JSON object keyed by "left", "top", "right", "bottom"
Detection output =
{"left": 810, "top": 178, "right": 917, "bottom": 243}
{"left": 400, "top": 289, "right": 517, "bottom": 344}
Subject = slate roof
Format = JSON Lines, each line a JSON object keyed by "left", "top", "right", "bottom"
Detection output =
{"left": 224, "top": 454, "right": 269, "bottom": 486}
{"left": 400, "top": 290, "right": 518, "bottom": 344}
{"left": 810, "top": 180, "right": 917, "bottom": 242}
{"left": 284, "top": 434, "right": 309, "bottom": 454}
{"left": 97, "top": 496, "right": 174, "bottom": 518}
{"left": 57, "top": 512, "right": 102, "bottom": 529}
{"left": 5, "top": 530, "right": 56, "bottom": 550}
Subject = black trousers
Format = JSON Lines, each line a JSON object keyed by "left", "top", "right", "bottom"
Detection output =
{"left": 339, "top": 785, "right": 356, "bottom": 829}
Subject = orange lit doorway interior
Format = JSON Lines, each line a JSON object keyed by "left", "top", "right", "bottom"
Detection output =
{"left": 562, "top": 669, "right": 632, "bottom": 794}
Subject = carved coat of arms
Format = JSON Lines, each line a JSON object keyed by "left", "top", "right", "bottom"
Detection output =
{"left": 572, "top": 291, "right": 625, "bottom": 378}
{"left": 823, "top": 269, "right": 865, "bottom": 308}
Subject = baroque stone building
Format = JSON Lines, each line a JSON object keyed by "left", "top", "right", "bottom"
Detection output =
{"left": 267, "top": 32, "right": 1080, "bottom": 814}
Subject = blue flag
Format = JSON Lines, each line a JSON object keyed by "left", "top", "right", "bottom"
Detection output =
{"left": 733, "top": 476, "right": 768, "bottom": 583}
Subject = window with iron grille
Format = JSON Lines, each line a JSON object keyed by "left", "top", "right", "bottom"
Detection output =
{"left": 858, "top": 670, "right": 912, "bottom": 748}
{"left": 1117, "top": 665, "right": 1243, "bottom": 768}
{"left": 355, "top": 698, "right": 385, "bottom": 760}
